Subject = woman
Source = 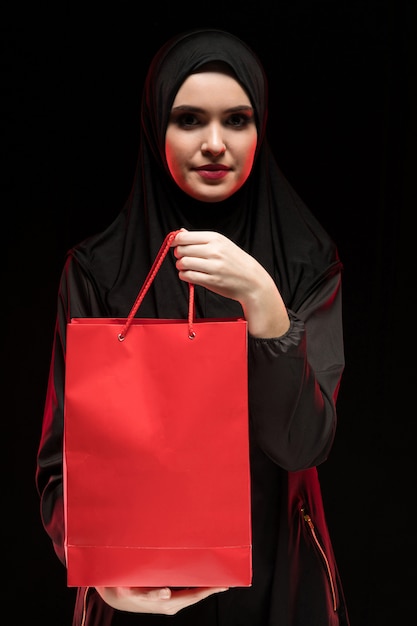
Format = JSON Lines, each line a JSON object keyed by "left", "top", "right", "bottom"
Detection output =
{"left": 36, "top": 28, "right": 350, "bottom": 625}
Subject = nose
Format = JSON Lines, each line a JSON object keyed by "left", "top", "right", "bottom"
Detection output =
{"left": 201, "top": 124, "right": 226, "bottom": 156}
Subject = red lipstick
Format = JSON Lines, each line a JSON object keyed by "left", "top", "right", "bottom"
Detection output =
{"left": 194, "top": 164, "right": 231, "bottom": 180}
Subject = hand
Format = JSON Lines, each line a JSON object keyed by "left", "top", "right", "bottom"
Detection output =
{"left": 95, "top": 586, "right": 228, "bottom": 615}
{"left": 172, "top": 229, "right": 290, "bottom": 338}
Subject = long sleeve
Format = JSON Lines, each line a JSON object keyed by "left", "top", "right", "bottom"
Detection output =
{"left": 35, "top": 254, "right": 105, "bottom": 563}
{"left": 248, "top": 271, "right": 344, "bottom": 471}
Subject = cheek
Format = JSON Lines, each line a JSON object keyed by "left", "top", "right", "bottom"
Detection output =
{"left": 240, "top": 136, "right": 257, "bottom": 180}
{"left": 164, "top": 137, "right": 177, "bottom": 178}
{"left": 165, "top": 134, "right": 189, "bottom": 184}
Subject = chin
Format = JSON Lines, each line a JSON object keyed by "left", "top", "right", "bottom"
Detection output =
{"left": 186, "top": 189, "right": 234, "bottom": 203}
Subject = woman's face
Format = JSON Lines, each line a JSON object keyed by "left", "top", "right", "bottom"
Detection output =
{"left": 165, "top": 69, "right": 258, "bottom": 203}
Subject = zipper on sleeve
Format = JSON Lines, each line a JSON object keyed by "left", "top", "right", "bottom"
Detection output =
{"left": 301, "top": 506, "right": 337, "bottom": 612}
{"left": 81, "top": 586, "right": 89, "bottom": 626}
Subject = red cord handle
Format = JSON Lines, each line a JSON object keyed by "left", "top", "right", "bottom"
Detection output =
{"left": 118, "top": 230, "right": 195, "bottom": 341}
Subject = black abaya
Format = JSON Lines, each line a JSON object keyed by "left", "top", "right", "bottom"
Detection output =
{"left": 36, "top": 28, "right": 350, "bottom": 626}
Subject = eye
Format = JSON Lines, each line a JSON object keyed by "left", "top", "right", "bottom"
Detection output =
{"left": 227, "top": 113, "right": 254, "bottom": 128}
{"left": 174, "top": 112, "right": 200, "bottom": 128}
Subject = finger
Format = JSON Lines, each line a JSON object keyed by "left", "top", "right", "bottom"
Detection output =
{"left": 166, "top": 587, "right": 229, "bottom": 610}
{"left": 170, "top": 228, "right": 188, "bottom": 246}
{"left": 174, "top": 230, "right": 219, "bottom": 246}
{"left": 129, "top": 587, "right": 172, "bottom": 601}
{"left": 190, "top": 586, "right": 229, "bottom": 599}
{"left": 174, "top": 244, "right": 210, "bottom": 260}
{"left": 176, "top": 256, "right": 211, "bottom": 273}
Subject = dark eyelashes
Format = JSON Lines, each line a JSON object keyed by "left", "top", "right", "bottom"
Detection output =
{"left": 228, "top": 113, "right": 253, "bottom": 127}
{"left": 176, "top": 113, "right": 199, "bottom": 127}
{"left": 171, "top": 112, "right": 253, "bottom": 129}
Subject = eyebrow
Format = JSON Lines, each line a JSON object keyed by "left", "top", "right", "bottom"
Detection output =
{"left": 171, "top": 105, "right": 254, "bottom": 114}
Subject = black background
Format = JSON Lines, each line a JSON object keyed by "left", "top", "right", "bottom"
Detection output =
{"left": 4, "top": 1, "right": 416, "bottom": 624}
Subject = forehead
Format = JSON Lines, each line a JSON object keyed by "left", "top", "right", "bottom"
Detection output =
{"left": 172, "top": 71, "right": 252, "bottom": 108}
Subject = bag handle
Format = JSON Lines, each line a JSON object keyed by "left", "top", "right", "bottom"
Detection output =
{"left": 118, "top": 230, "right": 195, "bottom": 342}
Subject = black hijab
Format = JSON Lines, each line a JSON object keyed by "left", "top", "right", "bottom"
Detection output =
{"left": 72, "top": 28, "right": 342, "bottom": 320}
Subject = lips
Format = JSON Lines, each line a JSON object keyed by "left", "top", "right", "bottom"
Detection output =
{"left": 194, "top": 164, "right": 231, "bottom": 180}
{"left": 194, "top": 164, "right": 230, "bottom": 171}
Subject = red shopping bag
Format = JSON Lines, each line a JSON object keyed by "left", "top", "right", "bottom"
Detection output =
{"left": 63, "top": 231, "right": 252, "bottom": 588}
